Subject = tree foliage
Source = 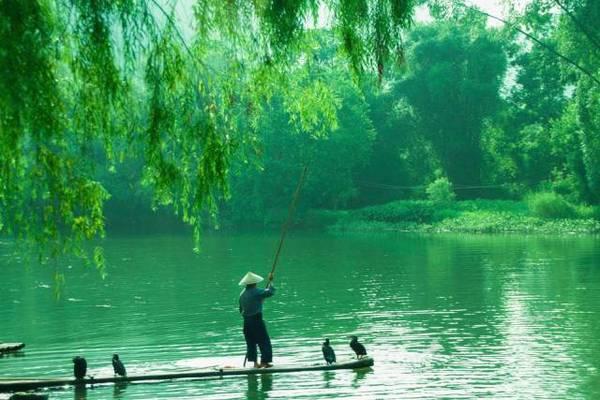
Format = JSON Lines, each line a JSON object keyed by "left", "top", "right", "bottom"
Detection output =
{"left": 0, "top": 0, "right": 414, "bottom": 264}
{"left": 223, "top": 32, "right": 375, "bottom": 225}
{"left": 1, "top": 0, "right": 599, "bottom": 274}
{"left": 492, "top": 0, "right": 600, "bottom": 202}
{"left": 426, "top": 176, "right": 456, "bottom": 203}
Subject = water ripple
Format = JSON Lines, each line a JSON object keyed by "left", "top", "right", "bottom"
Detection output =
{"left": 1, "top": 234, "right": 599, "bottom": 399}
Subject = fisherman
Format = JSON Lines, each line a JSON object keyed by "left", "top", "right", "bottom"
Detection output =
{"left": 239, "top": 271, "right": 275, "bottom": 368}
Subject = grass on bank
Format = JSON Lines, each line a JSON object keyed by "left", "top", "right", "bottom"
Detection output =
{"left": 312, "top": 195, "right": 600, "bottom": 234}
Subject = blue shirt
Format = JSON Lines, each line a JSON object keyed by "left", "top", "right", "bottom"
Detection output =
{"left": 239, "top": 285, "right": 276, "bottom": 318}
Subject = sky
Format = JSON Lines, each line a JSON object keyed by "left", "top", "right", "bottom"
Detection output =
{"left": 415, "top": 0, "right": 512, "bottom": 26}
{"left": 171, "top": 0, "right": 531, "bottom": 44}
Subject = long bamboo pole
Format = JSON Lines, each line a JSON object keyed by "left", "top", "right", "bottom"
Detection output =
{"left": 266, "top": 165, "right": 309, "bottom": 284}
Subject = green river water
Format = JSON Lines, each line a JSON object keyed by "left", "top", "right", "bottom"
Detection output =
{"left": 1, "top": 233, "right": 599, "bottom": 399}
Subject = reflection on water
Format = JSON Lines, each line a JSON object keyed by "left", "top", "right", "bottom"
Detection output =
{"left": 112, "top": 381, "right": 128, "bottom": 398}
{"left": 73, "top": 384, "right": 86, "bottom": 400}
{"left": 322, "top": 370, "right": 335, "bottom": 389}
{"left": 0, "top": 233, "right": 599, "bottom": 399}
{"left": 352, "top": 367, "right": 372, "bottom": 389}
{"left": 246, "top": 374, "right": 273, "bottom": 400}
{"left": 0, "top": 352, "right": 25, "bottom": 359}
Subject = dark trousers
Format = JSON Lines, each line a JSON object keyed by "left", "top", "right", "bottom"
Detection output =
{"left": 243, "top": 313, "right": 272, "bottom": 363}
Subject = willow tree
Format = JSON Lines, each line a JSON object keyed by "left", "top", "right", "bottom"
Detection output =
{"left": 0, "top": 1, "right": 414, "bottom": 271}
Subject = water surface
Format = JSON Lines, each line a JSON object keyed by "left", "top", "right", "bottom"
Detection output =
{"left": 1, "top": 233, "right": 599, "bottom": 399}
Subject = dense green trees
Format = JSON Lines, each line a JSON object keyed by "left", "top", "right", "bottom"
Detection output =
{"left": 352, "top": 0, "right": 599, "bottom": 205}
{"left": 224, "top": 35, "right": 375, "bottom": 225}
{"left": 94, "top": 0, "right": 600, "bottom": 229}
{"left": 0, "top": 0, "right": 413, "bottom": 259}
{"left": 397, "top": 19, "right": 506, "bottom": 191}
{"left": 221, "top": 0, "right": 599, "bottom": 224}
{"left": 354, "top": 16, "right": 507, "bottom": 203}
{"left": 488, "top": 0, "right": 600, "bottom": 202}
{"left": 1, "top": 0, "right": 599, "bottom": 261}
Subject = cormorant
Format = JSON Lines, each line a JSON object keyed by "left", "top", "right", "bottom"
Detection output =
{"left": 72, "top": 356, "right": 87, "bottom": 380}
{"left": 322, "top": 339, "right": 336, "bottom": 365}
{"left": 349, "top": 336, "right": 367, "bottom": 359}
{"left": 112, "top": 354, "right": 127, "bottom": 377}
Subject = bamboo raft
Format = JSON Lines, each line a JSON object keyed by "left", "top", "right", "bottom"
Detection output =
{"left": 0, "top": 357, "right": 373, "bottom": 392}
{"left": 0, "top": 343, "right": 25, "bottom": 353}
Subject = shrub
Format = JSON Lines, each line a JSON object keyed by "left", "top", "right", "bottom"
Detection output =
{"left": 303, "top": 209, "right": 344, "bottom": 228}
{"left": 356, "top": 201, "right": 436, "bottom": 223}
{"left": 575, "top": 204, "right": 600, "bottom": 220}
{"left": 426, "top": 177, "right": 456, "bottom": 203}
{"left": 593, "top": 206, "right": 600, "bottom": 221}
{"left": 527, "top": 192, "right": 576, "bottom": 219}
{"left": 551, "top": 170, "right": 582, "bottom": 204}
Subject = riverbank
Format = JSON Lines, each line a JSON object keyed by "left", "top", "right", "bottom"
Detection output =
{"left": 314, "top": 199, "right": 600, "bottom": 234}
{"left": 102, "top": 198, "right": 600, "bottom": 236}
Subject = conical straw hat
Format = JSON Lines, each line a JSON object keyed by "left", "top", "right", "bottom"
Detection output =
{"left": 239, "top": 272, "right": 264, "bottom": 286}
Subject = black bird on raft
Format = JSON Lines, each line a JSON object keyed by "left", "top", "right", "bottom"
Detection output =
{"left": 112, "top": 354, "right": 127, "bottom": 377}
{"left": 349, "top": 336, "right": 367, "bottom": 359}
{"left": 72, "top": 356, "right": 87, "bottom": 380}
{"left": 322, "top": 339, "right": 336, "bottom": 365}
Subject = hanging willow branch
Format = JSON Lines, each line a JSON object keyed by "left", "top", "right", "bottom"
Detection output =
{"left": 0, "top": 0, "right": 415, "bottom": 270}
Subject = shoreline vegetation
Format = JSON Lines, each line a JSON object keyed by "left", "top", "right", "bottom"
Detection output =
{"left": 104, "top": 193, "right": 600, "bottom": 236}
{"left": 311, "top": 197, "right": 600, "bottom": 235}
